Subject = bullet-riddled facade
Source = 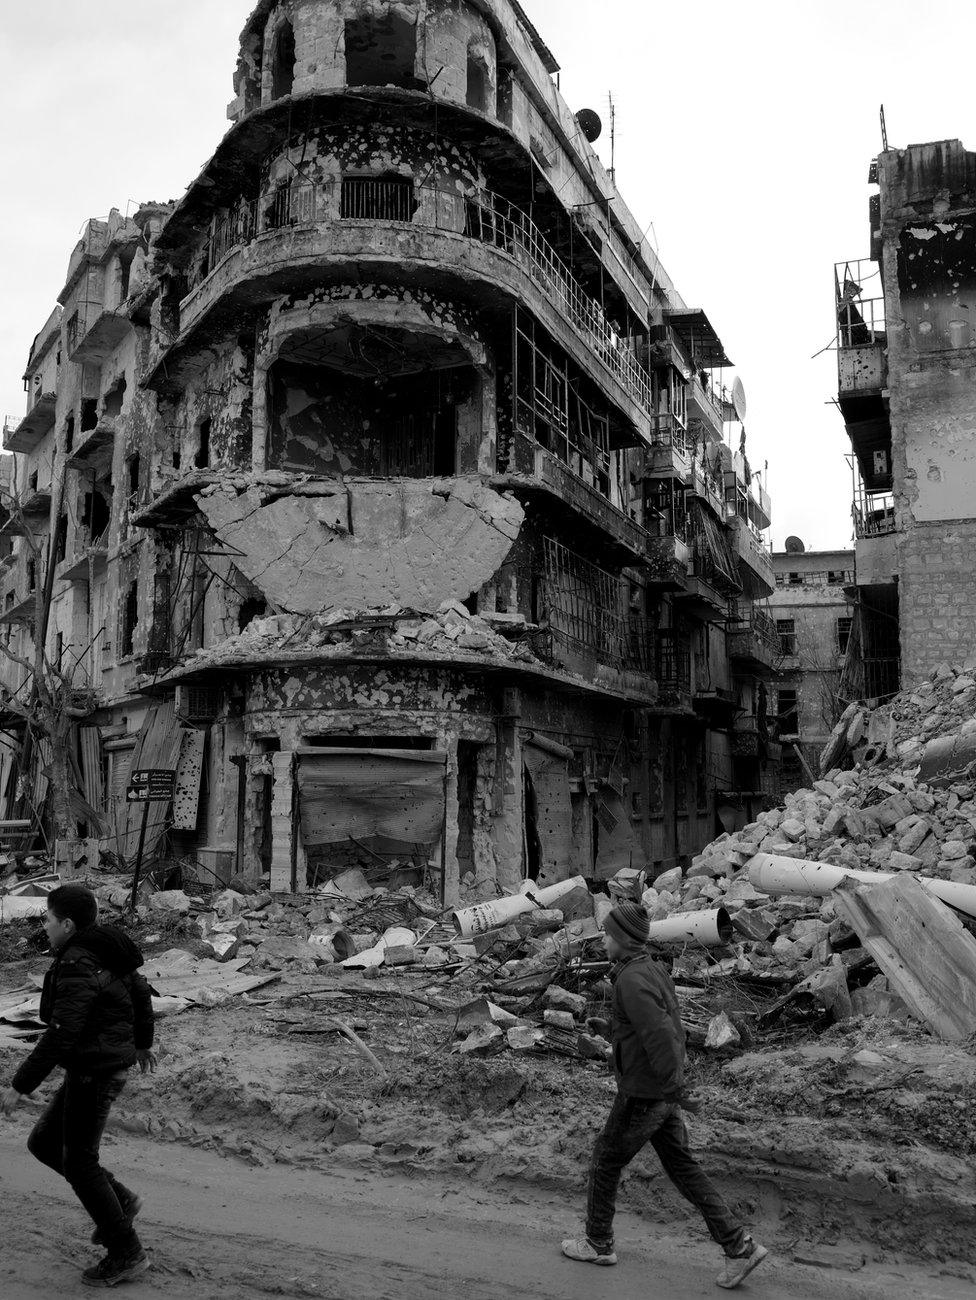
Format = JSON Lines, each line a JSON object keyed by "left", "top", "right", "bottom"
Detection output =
{"left": 837, "top": 138, "right": 976, "bottom": 695}
{"left": 1, "top": 0, "right": 778, "bottom": 894}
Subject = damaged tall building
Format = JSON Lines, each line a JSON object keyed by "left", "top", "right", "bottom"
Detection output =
{"left": 837, "top": 138, "right": 976, "bottom": 697}
{"left": 0, "top": 0, "right": 777, "bottom": 900}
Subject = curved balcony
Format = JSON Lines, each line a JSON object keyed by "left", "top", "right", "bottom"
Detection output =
{"left": 154, "top": 181, "right": 652, "bottom": 426}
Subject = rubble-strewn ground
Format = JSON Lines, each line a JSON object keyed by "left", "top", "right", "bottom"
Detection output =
{"left": 5, "top": 661, "right": 976, "bottom": 1273}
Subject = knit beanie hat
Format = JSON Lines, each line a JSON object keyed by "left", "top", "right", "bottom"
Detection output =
{"left": 604, "top": 901, "right": 650, "bottom": 949}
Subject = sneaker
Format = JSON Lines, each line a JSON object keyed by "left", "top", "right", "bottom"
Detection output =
{"left": 561, "top": 1236, "right": 618, "bottom": 1266}
{"left": 91, "top": 1193, "right": 143, "bottom": 1246}
{"left": 717, "top": 1238, "right": 768, "bottom": 1289}
{"left": 81, "top": 1250, "right": 149, "bottom": 1288}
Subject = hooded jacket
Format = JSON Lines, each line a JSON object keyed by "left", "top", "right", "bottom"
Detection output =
{"left": 610, "top": 948, "right": 685, "bottom": 1100}
{"left": 12, "top": 925, "right": 154, "bottom": 1095}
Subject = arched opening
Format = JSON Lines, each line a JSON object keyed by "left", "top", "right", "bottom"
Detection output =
{"left": 466, "top": 52, "right": 489, "bottom": 111}
{"left": 271, "top": 20, "right": 296, "bottom": 101}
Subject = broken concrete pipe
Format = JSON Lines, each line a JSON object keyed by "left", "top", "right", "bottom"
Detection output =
{"left": 451, "top": 875, "right": 589, "bottom": 937}
{"left": 645, "top": 908, "right": 733, "bottom": 948}
{"left": 749, "top": 853, "right": 976, "bottom": 921}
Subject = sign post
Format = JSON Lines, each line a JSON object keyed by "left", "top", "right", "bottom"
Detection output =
{"left": 127, "top": 769, "right": 176, "bottom": 910}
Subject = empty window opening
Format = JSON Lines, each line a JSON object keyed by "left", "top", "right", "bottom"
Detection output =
{"left": 126, "top": 453, "right": 141, "bottom": 502}
{"left": 344, "top": 13, "right": 418, "bottom": 89}
{"left": 466, "top": 52, "right": 489, "bottom": 111}
{"left": 238, "top": 596, "right": 267, "bottom": 632}
{"left": 120, "top": 581, "right": 139, "bottom": 657}
{"left": 117, "top": 247, "right": 136, "bottom": 305}
{"left": 65, "top": 414, "right": 75, "bottom": 453}
{"left": 340, "top": 175, "right": 416, "bottom": 222}
{"left": 55, "top": 521, "right": 68, "bottom": 565}
{"left": 28, "top": 470, "right": 38, "bottom": 494}
{"left": 102, "top": 376, "right": 127, "bottom": 420}
{"left": 270, "top": 20, "right": 296, "bottom": 100}
{"left": 83, "top": 489, "right": 111, "bottom": 542}
{"left": 26, "top": 559, "right": 37, "bottom": 592}
{"left": 81, "top": 399, "right": 99, "bottom": 433}
{"left": 54, "top": 632, "right": 64, "bottom": 668}
{"left": 172, "top": 447, "right": 181, "bottom": 471}
{"left": 837, "top": 616, "right": 853, "bottom": 655}
{"left": 195, "top": 418, "right": 211, "bottom": 469}
{"left": 268, "top": 360, "right": 463, "bottom": 478}
{"left": 777, "top": 688, "right": 799, "bottom": 737}
{"left": 776, "top": 619, "right": 797, "bottom": 656}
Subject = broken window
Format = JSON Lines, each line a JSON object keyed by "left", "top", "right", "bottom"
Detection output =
{"left": 644, "top": 478, "right": 688, "bottom": 541}
{"left": 538, "top": 537, "right": 645, "bottom": 670}
{"left": 466, "top": 50, "right": 489, "bottom": 111}
{"left": 777, "top": 688, "right": 799, "bottom": 738}
{"left": 340, "top": 175, "right": 416, "bottom": 223}
{"left": 120, "top": 580, "right": 139, "bottom": 658}
{"left": 270, "top": 19, "right": 296, "bottom": 100}
{"left": 511, "top": 309, "right": 611, "bottom": 495}
{"left": 102, "top": 376, "right": 126, "bottom": 420}
{"left": 774, "top": 618, "right": 795, "bottom": 655}
{"left": 344, "top": 13, "right": 418, "bottom": 89}
{"left": 81, "top": 399, "right": 98, "bottom": 433}
{"left": 195, "top": 418, "right": 211, "bottom": 469}
{"left": 837, "top": 616, "right": 853, "bottom": 655}
{"left": 268, "top": 360, "right": 462, "bottom": 477}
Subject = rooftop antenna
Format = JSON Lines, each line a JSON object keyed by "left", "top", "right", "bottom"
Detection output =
{"left": 880, "top": 104, "right": 888, "bottom": 151}
{"left": 608, "top": 92, "right": 617, "bottom": 184}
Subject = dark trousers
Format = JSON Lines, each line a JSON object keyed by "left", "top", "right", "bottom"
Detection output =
{"left": 27, "top": 1069, "right": 140, "bottom": 1256}
{"left": 586, "top": 1093, "right": 744, "bottom": 1256}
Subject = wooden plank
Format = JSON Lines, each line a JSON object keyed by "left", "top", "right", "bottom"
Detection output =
{"left": 172, "top": 729, "right": 205, "bottom": 831}
{"left": 833, "top": 875, "right": 976, "bottom": 1041}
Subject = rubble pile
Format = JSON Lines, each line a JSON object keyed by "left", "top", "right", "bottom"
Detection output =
{"left": 182, "top": 599, "right": 539, "bottom": 671}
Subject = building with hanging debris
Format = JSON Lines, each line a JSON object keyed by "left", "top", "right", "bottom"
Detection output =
{"left": 0, "top": 0, "right": 777, "bottom": 897}
{"left": 836, "top": 137, "right": 976, "bottom": 697}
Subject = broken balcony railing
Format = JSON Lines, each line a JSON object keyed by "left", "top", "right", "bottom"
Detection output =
{"left": 853, "top": 485, "right": 896, "bottom": 538}
{"left": 835, "top": 258, "right": 886, "bottom": 348}
{"left": 188, "top": 180, "right": 653, "bottom": 415}
{"left": 538, "top": 537, "right": 653, "bottom": 673}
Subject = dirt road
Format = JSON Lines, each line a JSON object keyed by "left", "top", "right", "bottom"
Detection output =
{"left": 0, "top": 1128, "right": 971, "bottom": 1299}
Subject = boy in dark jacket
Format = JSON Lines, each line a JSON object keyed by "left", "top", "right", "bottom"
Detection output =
{"left": 561, "top": 901, "right": 767, "bottom": 1290}
{"left": 0, "top": 884, "right": 156, "bottom": 1288}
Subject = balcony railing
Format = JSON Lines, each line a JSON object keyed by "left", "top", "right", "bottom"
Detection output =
{"left": 656, "top": 629, "right": 692, "bottom": 698}
{"left": 854, "top": 488, "right": 896, "bottom": 538}
{"left": 835, "top": 258, "right": 886, "bottom": 347}
{"left": 186, "top": 180, "right": 653, "bottom": 415}
{"left": 648, "top": 414, "right": 691, "bottom": 455}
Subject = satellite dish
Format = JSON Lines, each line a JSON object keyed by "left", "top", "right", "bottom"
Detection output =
{"left": 731, "top": 376, "right": 747, "bottom": 423}
{"left": 785, "top": 536, "right": 806, "bottom": 554}
{"left": 575, "top": 109, "right": 603, "bottom": 143}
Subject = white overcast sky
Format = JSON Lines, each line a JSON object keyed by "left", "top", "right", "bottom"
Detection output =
{"left": 1, "top": 0, "right": 973, "bottom": 554}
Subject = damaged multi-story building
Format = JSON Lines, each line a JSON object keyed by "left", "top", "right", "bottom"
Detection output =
{"left": 836, "top": 137, "right": 976, "bottom": 697}
{"left": 769, "top": 541, "right": 855, "bottom": 791}
{"left": 0, "top": 0, "right": 777, "bottom": 898}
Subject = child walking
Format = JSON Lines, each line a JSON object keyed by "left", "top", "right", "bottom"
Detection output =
{"left": 1, "top": 883, "right": 156, "bottom": 1287}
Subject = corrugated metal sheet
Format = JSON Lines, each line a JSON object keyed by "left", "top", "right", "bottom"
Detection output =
{"left": 523, "top": 741, "right": 573, "bottom": 886}
{"left": 172, "top": 729, "right": 206, "bottom": 831}
{"left": 296, "top": 749, "right": 446, "bottom": 853}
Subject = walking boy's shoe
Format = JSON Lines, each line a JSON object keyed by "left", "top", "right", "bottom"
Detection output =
{"left": 561, "top": 1236, "right": 618, "bottom": 1266}
{"left": 91, "top": 1193, "right": 143, "bottom": 1245}
{"left": 81, "top": 1249, "right": 149, "bottom": 1288}
{"left": 717, "top": 1237, "right": 768, "bottom": 1289}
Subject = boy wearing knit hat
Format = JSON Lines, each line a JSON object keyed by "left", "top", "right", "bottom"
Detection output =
{"left": 561, "top": 900, "right": 767, "bottom": 1290}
